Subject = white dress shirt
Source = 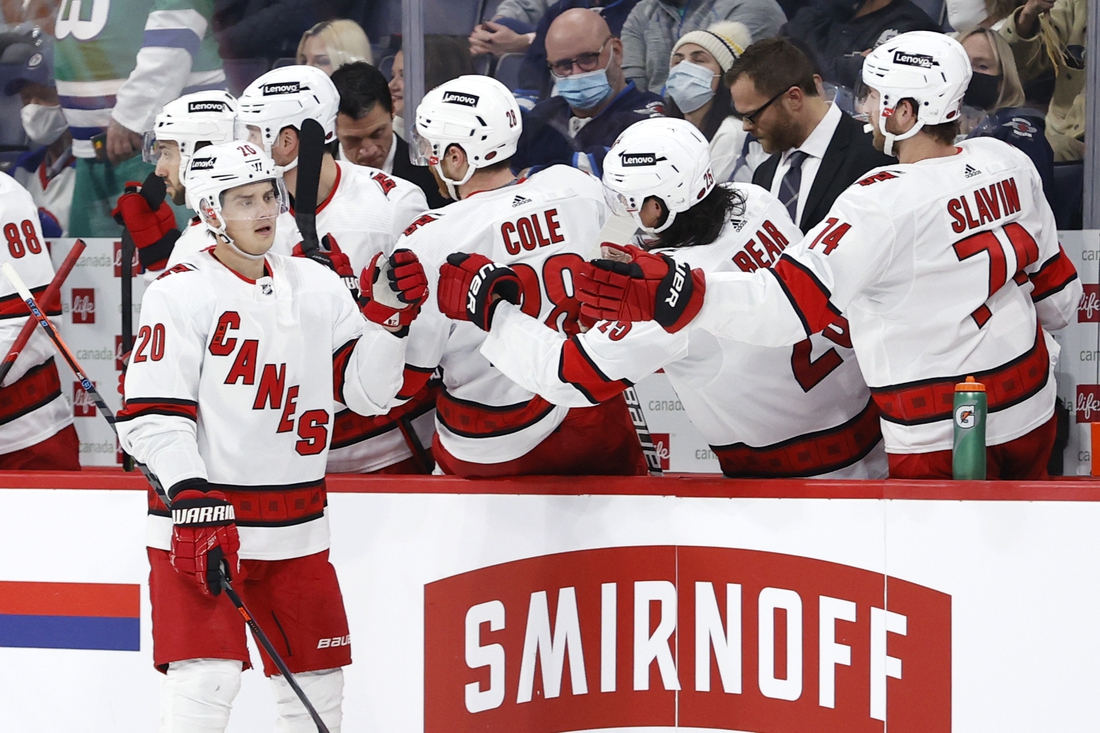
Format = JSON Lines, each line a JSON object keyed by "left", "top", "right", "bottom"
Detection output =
{"left": 768, "top": 102, "right": 842, "bottom": 226}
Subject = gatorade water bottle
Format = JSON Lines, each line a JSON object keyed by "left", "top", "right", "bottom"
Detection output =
{"left": 953, "top": 377, "right": 987, "bottom": 480}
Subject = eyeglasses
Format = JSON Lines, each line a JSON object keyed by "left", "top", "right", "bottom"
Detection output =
{"left": 548, "top": 37, "right": 613, "bottom": 78}
{"left": 730, "top": 86, "right": 793, "bottom": 125}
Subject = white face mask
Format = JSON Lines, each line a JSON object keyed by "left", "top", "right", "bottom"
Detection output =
{"left": 665, "top": 60, "right": 718, "bottom": 113}
{"left": 20, "top": 103, "right": 68, "bottom": 146}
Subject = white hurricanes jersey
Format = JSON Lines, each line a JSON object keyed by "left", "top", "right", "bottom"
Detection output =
{"left": 276, "top": 162, "right": 433, "bottom": 472}
{"left": 0, "top": 172, "right": 73, "bottom": 453}
{"left": 694, "top": 138, "right": 1081, "bottom": 453}
{"left": 12, "top": 152, "right": 76, "bottom": 237}
{"left": 117, "top": 250, "right": 408, "bottom": 560}
{"left": 483, "top": 183, "right": 886, "bottom": 478}
{"left": 401, "top": 165, "right": 610, "bottom": 464}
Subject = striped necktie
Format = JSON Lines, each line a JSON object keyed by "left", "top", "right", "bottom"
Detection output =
{"left": 779, "top": 149, "right": 809, "bottom": 224}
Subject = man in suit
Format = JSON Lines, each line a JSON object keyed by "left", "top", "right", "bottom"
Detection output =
{"left": 727, "top": 38, "right": 892, "bottom": 233}
{"left": 330, "top": 61, "right": 449, "bottom": 210}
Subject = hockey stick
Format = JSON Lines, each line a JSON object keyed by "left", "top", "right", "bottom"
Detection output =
{"left": 0, "top": 239, "right": 85, "bottom": 386}
{"left": 294, "top": 118, "right": 326, "bottom": 255}
{"left": 217, "top": 572, "right": 331, "bottom": 733}
{"left": 1, "top": 261, "right": 332, "bottom": 733}
{"left": 120, "top": 229, "right": 135, "bottom": 472}
{"left": 594, "top": 216, "right": 664, "bottom": 476}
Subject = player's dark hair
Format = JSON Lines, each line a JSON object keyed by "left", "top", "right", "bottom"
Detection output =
{"left": 330, "top": 61, "right": 392, "bottom": 118}
{"left": 724, "top": 38, "right": 818, "bottom": 99}
{"left": 666, "top": 83, "right": 733, "bottom": 141}
{"left": 646, "top": 185, "right": 747, "bottom": 250}
{"left": 898, "top": 97, "right": 961, "bottom": 145}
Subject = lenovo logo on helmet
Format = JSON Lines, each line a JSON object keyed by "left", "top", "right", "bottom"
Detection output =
{"left": 620, "top": 152, "right": 657, "bottom": 167}
{"left": 262, "top": 82, "right": 301, "bottom": 95}
{"left": 893, "top": 50, "right": 935, "bottom": 68}
{"left": 189, "top": 158, "right": 215, "bottom": 171}
{"left": 188, "top": 101, "right": 228, "bottom": 113}
{"left": 442, "top": 91, "right": 479, "bottom": 107}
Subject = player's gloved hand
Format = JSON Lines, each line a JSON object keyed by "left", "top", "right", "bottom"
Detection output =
{"left": 437, "top": 252, "right": 522, "bottom": 331}
{"left": 111, "top": 172, "right": 179, "bottom": 271}
{"left": 359, "top": 249, "right": 429, "bottom": 334}
{"left": 169, "top": 482, "right": 241, "bottom": 597}
{"left": 577, "top": 243, "right": 706, "bottom": 333}
{"left": 292, "top": 234, "right": 359, "bottom": 299}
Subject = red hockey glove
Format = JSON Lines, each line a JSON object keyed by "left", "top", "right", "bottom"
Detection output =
{"left": 577, "top": 244, "right": 706, "bottom": 333}
{"left": 169, "top": 484, "right": 241, "bottom": 597}
{"left": 437, "top": 252, "right": 523, "bottom": 331}
{"left": 111, "top": 172, "right": 179, "bottom": 271}
{"left": 292, "top": 234, "right": 359, "bottom": 299}
{"left": 360, "top": 249, "right": 429, "bottom": 333}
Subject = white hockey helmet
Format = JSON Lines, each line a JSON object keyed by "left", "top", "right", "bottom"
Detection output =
{"left": 143, "top": 90, "right": 246, "bottom": 183}
{"left": 414, "top": 75, "right": 522, "bottom": 199}
{"left": 602, "top": 117, "right": 715, "bottom": 234}
{"left": 237, "top": 65, "right": 338, "bottom": 167}
{"left": 185, "top": 141, "right": 289, "bottom": 260}
{"left": 861, "top": 30, "right": 972, "bottom": 156}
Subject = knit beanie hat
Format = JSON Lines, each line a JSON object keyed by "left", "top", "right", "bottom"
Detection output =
{"left": 670, "top": 21, "right": 752, "bottom": 74}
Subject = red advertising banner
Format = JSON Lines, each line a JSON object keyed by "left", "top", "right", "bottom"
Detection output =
{"left": 425, "top": 546, "right": 950, "bottom": 733}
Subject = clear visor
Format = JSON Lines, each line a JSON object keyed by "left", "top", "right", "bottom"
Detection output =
{"left": 408, "top": 126, "right": 435, "bottom": 167}
{"left": 141, "top": 131, "right": 159, "bottom": 164}
{"left": 603, "top": 184, "right": 637, "bottom": 218}
{"left": 215, "top": 178, "right": 289, "bottom": 222}
{"left": 852, "top": 80, "right": 874, "bottom": 123}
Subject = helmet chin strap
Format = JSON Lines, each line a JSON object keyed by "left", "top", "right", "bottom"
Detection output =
{"left": 880, "top": 113, "right": 925, "bottom": 158}
{"left": 631, "top": 200, "right": 678, "bottom": 235}
{"left": 204, "top": 210, "right": 268, "bottom": 262}
{"left": 433, "top": 158, "right": 476, "bottom": 201}
{"left": 276, "top": 155, "right": 299, "bottom": 176}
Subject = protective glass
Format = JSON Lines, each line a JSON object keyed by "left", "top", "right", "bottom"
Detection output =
{"left": 216, "top": 178, "right": 289, "bottom": 222}
{"left": 549, "top": 36, "right": 612, "bottom": 78}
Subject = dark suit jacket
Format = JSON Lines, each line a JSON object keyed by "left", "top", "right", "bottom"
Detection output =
{"left": 391, "top": 134, "right": 450, "bottom": 210}
{"left": 753, "top": 110, "right": 893, "bottom": 233}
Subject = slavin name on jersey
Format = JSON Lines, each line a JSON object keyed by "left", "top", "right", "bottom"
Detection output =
{"left": 947, "top": 176, "right": 1021, "bottom": 234}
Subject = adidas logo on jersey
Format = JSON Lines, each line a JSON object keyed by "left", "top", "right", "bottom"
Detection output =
{"left": 511, "top": 195, "right": 532, "bottom": 208}
{"left": 893, "top": 51, "right": 935, "bottom": 68}
{"left": 964, "top": 164, "right": 981, "bottom": 179}
{"left": 442, "top": 91, "right": 479, "bottom": 107}
{"left": 188, "top": 101, "right": 229, "bottom": 113}
{"left": 262, "top": 82, "right": 301, "bottom": 96}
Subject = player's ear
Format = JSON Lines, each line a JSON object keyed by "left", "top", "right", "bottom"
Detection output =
{"left": 279, "top": 127, "right": 300, "bottom": 159}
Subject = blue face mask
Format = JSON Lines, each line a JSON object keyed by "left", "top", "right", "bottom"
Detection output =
{"left": 555, "top": 50, "right": 616, "bottom": 111}
{"left": 665, "top": 60, "right": 718, "bottom": 113}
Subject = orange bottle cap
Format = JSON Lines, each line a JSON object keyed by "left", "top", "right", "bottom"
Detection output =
{"left": 955, "top": 375, "right": 986, "bottom": 392}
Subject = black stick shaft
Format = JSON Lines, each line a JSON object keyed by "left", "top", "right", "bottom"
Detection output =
{"left": 121, "top": 231, "right": 135, "bottom": 472}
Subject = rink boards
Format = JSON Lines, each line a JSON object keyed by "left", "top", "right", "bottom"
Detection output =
{"left": 1, "top": 472, "right": 1099, "bottom": 732}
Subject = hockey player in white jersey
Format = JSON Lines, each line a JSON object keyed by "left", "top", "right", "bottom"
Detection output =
{"left": 577, "top": 32, "right": 1080, "bottom": 479}
{"left": 116, "top": 142, "right": 429, "bottom": 733}
{"left": 239, "top": 64, "right": 436, "bottom": 472}
{"left": 399, "top": 75, "right": 646, "bottom": 477}
{"left": 0, "top": 172, "right": 79, "bottom": 469}
{"left": 440, "top": 118, "right": 887, "bottom": 478}
{"left": 113, "top": 90, "right": 244, "bottom": 277}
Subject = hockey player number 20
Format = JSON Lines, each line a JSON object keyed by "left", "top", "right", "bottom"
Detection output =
{"left": 133, "top": 324, "right": 166, "bottom": 363}
{"left": 4, "top": 220, "right": 42, "bottom": 258}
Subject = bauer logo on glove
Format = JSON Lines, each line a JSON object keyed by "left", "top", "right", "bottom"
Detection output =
{"left": 437, "top": 252, "right": 523, "bottom": 331}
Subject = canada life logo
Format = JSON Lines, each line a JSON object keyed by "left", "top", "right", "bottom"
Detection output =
{"left": 113, "top": 240, "right": 143, "bottom": 278}
{"left": 425, "top": 546, "right": 951, "bottom": 733}
{"left": 1078, "top": 284, "right": 1100, "bottom": 323}
{"left": 73, "top": 381, "right": 96, "bottom": 417}
{"left": 1075, "top": 385, "right": 1100, "bottom": 423}
{"left": 651, "top": 432, "right": 671, "bottom": 471}
{"left": 70, "top": 288, "right": 95, "bottom": 324}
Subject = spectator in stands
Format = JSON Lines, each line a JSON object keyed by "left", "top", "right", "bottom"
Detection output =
{"left": 513, "top": 0, "right": 643, "bottom": 103}
{"left": 999, "top": 0, "right": 1084, "bottom": 161}
{"left": 388, "top": 35, "right": 476, "bottom": 139}
{"left": 780, "top": 0, "right": 940, "bottom": 90}
{"left": 297, "top": 18, "right": 372, "bottom": 75}
{"left": 469, "top": 0, "right": 552, "bottom": 58}
{"left": 2, "top": 28, "right": 74, "bottom": 236}
{"left": 959, "top": 27, "right": 1055, "bottom": 202}
{"left": 666, "top": 20, "right": 768, "bottom": 182}
{"left": 55, "top": 0, "right": 223, "bottom": 236}
{"left": 728, "top": 37, "right": 891, "bottom": 232}
{"left": 621, "top": 0, "right": 787, "bottom": 93}
{"left": 946, "top": 0, "right": 1018, "bottom": 33}
{"left": 512, "top": 8, "right": 665, "bottom": 175}
{"left": 212, "top": 1, "right": 341, "bottom": 67}
{"left": 330, "top": 61, "right": 448, "bottom": 209}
